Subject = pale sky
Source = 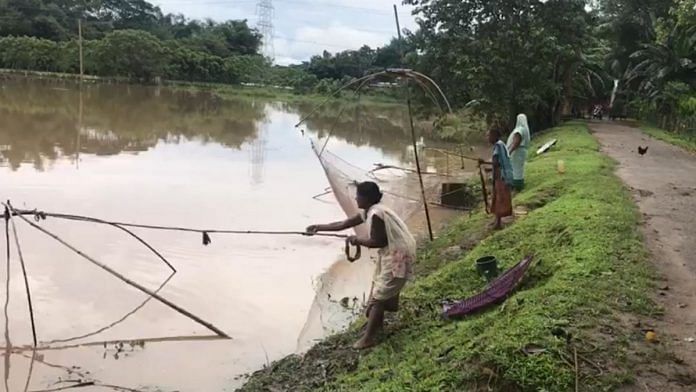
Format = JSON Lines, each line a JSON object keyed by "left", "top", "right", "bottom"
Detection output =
{"left": 152, "top": 0, "right": 418, "bottom": 65}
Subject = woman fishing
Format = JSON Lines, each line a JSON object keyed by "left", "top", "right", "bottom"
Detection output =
{"left": 480, "top": 127, "right": 514, "bottom": 229}
{"left": 506, "top": 113, "right": 531, "bottom": 191}
{"left": 306, "top": 181, "right": 416, "bottom": 349}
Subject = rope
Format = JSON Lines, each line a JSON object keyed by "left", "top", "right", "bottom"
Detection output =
{"left": 41, "top": 212, "right": 175, "bottom": 272}
{"left": 425, "top": 147, "right": 480, "bottom": 162}
{"left": 10, "top": 206, "right": 361, "bottom": 264}
{"left": 344, "top": 239, "right": 361, "bottom": 262}
{"left": 369, "top": 163, "right": 447, "bottom": 177}
{"left": 318, "top": 104, "right": 349, "bottom": 157}
{"left": 10, "top": 209, "right": 349, "bottom": 240}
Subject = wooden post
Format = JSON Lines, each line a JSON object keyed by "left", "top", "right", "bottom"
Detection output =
{"left": 77, "top": 86, "right": 82, "bottom": 168}
{"left": 394, "top": 5, "right": 434, "bottom": 241}
{"left": 78, "top": 19, "right": 84, "bottom": 81}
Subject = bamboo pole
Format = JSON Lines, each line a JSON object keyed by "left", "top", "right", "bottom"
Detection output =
{"left": 3, "top": 207, "right": 12, "bottom": 392}
{"left": 5, "top": 203, "right": 38, "bottom": 347}
{"left": 43, "top": 273, "right": 175, "bottom": 345}
{"left": 394, "top": 4, "right": 433, "bottom": 240}
{"left": 479, "top": 164, "right": 490, "bottom": 214}
{"left": 6, "top": 204, "right": 230, "bottom": 339}
{"left": 78, "top": 19, "right": 84, "bottom": 81}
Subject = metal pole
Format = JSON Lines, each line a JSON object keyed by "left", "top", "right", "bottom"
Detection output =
{"left": 78, "top": 19, "right": 84, "bottom": 81}
{"left": 394, "top": 5, "right": 433, "bottom": 241}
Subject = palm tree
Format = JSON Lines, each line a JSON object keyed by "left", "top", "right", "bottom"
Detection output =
{"left": 628, "top": 23, "right": 696, "bottom": 103}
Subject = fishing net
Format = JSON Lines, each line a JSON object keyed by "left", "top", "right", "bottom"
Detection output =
{"left": 311, "top": 143, "right": 431, "bottom": 231}
{"left": 296, "top": 142, "right": 449, "bottom": 351}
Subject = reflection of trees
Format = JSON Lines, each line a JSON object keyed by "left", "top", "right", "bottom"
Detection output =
{"left": 0, "top": 79, "right": 266, "bottom": 170}
{"left": 285, "top": 101, "right": 413, "bottom": 155}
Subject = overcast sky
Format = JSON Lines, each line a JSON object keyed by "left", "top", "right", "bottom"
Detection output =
{"left": 152, "top": 0, "right": 418, "bottom": 65}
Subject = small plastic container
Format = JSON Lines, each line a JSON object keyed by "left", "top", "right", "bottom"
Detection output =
{"left": 475, "top": 256, "right": 499, "bottom": 282}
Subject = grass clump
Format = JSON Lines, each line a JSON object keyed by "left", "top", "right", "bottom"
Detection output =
{"left": 640, "top": 123, "right": 696, "bottom": 152}
{"left": 241, "top": 121, "right": 654, "bottom": 391}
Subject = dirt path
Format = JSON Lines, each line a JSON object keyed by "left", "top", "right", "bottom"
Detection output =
{"left": 589, "top": 121, "right": 696, "bottom": 390}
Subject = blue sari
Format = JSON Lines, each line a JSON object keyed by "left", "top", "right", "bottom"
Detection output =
{"left": 493, "top": 141, "right": 514, "bottom": 187}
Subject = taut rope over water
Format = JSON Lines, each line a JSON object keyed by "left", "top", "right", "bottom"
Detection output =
{"left": 10, "top": 205, "right": 362, "bottom": 262}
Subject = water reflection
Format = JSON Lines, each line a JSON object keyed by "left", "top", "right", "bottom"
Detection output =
{"left": 282, "top": 101, "right": 411, "bottom": 155}
{"left": 0, "top": 78, "right": 418, "bottom": 174}
{"left": 0, "top": 78, "right": 266, "bottom": 170}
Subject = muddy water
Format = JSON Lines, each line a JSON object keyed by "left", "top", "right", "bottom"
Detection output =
{"left": 0, "top": 78, "right": 486, "bottom": 391}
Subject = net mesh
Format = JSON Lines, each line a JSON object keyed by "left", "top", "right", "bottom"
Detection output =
{"left": 296, "top": 143, "right": 449, "bottom": 351}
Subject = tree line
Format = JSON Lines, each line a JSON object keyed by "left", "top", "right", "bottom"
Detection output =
{"left": 0, "top": 0, "right": 270, "bottom": 83}
{"left": 400, "top": 0, "right": 695, "bottom": 132}
{"left": 0, "top": 0, "right": 693, "bottom": 134}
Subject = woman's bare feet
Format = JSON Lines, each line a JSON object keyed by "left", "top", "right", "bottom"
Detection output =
{"left": 488, "top": 220, "right": 502, "bottom": 230}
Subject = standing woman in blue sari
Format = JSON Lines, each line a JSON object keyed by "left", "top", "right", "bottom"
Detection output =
{"left": 480, "top": 127, "right": 514, "bottom": 229}
{"left": 507, "top": 113, "right": 531, "bottom": 191}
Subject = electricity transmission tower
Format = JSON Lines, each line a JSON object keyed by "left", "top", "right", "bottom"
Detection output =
{"left": 256, "top": 0, "right": 275, "bottom": 61}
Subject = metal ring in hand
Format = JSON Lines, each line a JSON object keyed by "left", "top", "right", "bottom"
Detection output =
{"left": 345, "top": 238, "right": 361, "bottom": 262}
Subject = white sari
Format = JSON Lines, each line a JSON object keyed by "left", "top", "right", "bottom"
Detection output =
{"left": 363, "top": 204, "right": 416, "bottom": 299}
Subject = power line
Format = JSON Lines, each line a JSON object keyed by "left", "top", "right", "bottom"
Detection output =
{"left": 273, "top": 34, "right": 359, "bottom": 49}
{"left": 276, "top": 0, "right": 408, "bottom": 14}
{"left": 154, "top": 0, "right": 412, "bottom": 15}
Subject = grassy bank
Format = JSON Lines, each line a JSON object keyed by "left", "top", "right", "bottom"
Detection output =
{"left": 174, "top": 82, "right": 402, "bottom": 107}
{"left": 240, "top": 122, "right": 656, "bottom": 391}
{"left": 640, "top": 123, "right": 696, "bottom": 152}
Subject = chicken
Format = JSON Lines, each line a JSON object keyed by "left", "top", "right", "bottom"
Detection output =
{"left": 638, "top": 146, "right": 648, "bottom": 156}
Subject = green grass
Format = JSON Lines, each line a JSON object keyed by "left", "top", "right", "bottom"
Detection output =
{"left": 240, "top": 122, "right": 655, "bottom": 391}
{"left": 640, "top": 123, "right": 696, "bottom": 152}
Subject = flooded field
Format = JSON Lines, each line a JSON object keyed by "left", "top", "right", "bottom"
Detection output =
{"left": 0, "top": 78, "right": 485, "bottom": 391}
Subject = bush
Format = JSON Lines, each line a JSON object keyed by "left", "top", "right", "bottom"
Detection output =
{"left": 0, "top": 36, "right": 62, "bottom": 71}
{"left": 92, "top": 30, "right": 167, "bottom": 80}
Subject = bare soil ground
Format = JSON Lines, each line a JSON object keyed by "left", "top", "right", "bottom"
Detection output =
{"left": 590, "top": 121, "right": 696, "bottom": 391}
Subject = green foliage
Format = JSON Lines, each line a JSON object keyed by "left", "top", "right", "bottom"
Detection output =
{"left": 92, "top": 30, "right": 166, "bottom": 80}
{"left": 0, "top": 0, "right": 264, "bottom": 84}
{"left": 405, "top": 0, "right": 606, "bottom": 129}
{"left": 432, "top": 110, "right": 487, "bottom": 142}
{"left": 0, "top": 36, "right": 62, "bottom": 72}
{"left": 240, "top": 122, "right": 654, "bottom": 391}
{"left": 307, "top": 45, "right": 378, "bottom": 80}
{"left": 622, "top": 0, "right": 696, "bottom": 136}
{"left": 178, "top": 20, "right": 262, "bottom": 57}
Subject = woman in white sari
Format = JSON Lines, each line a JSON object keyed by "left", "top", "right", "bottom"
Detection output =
{"left": 306, "top": 181, "right": 416, "bottom": 349}
{"left": 507, "top": 113, "right": 531, "bottom": 191}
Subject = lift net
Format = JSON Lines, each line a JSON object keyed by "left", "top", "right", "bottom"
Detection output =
{"left": 295, "top": 143, "right": 443, "bottom": 351}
